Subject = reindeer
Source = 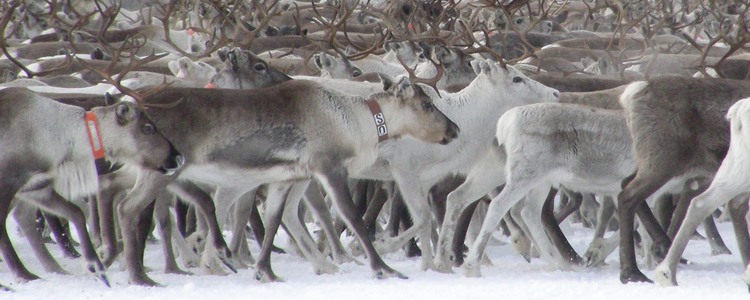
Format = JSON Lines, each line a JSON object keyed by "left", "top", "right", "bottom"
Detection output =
{"left": 0, "top": 87, "right": 183, "bottom": 284}
{"left": 456, "top": 103, "right": 633, "bottom": 276}
{"left": 341, "top": 59, "right": 561, "bottom": 272}
{"left": 616, "top": 76, "right": 750, "bottom": 284}
{"left": 654, "top": 96, "right": 750, "bottom": 287}
{"left": 109, "top": 76, "right": 459, "bottom": 285}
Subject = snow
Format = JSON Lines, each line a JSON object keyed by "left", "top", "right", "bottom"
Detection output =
{"left": 1, "top": 219, "right": 748, "bottom": 300}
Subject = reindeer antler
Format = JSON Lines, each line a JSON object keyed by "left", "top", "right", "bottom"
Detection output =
{"left": 396, "top": 54, "right": 444, "bottom": 97}
{"left": 458, "top": 20, "right": 508, "bottom": 68}
{"left": 0, "top": 0, "right": 76, "bottom": 78}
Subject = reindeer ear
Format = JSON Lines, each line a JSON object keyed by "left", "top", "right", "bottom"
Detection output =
{"left": 434, "top": 46, "right": 451, "bottom": 62}
{"left": 167, "top": 60, "right": 180, "bottom": 76}
{"left": 90, "top": 48, "right": 104, "bottom": 60}
{"left": 313, "top": 54, "right": 324, "bottom": 69}
{"left": 115, "top": 103, "right": 137, "bottom": 123}
{"left": 554, "top": 11, "right": 568, "bottom": 24}
{"left": 470, "top": 60, "right": 482, "bottom": 75}
{"left": 178, "top": 57, "right": 191, "bottom": 69}
{"left": 394, "top": 77, "right": 415, "bottom": 98}
{"left": 540, "top": 20, "right": 553, "bottom": 33}
{"left": 345, "top": 45, "right": 356, "bottom": 56}
{"left": 217, "top": 47, "right": 229, "bottom": 62}
{"left": 418, "top": 42, "right": 432, "bottom": 58}
{"left": 105, "top": 92, "right": 117, "bottom": 106}
{"left": 378, "top": 74, "right": 395, "bottom": 91}
{"left": 383, "top": 41, "right": 394, "bottom": 52}
{"left": 265, "top": 26, "right": 280, "bottom": 37}
{"left": 228, "top": 50, "right": 240, "bottom": 72}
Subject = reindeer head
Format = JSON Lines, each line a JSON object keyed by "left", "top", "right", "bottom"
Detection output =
{"left": 169, "top": 57, "right": 217, "bottom": 82}
{"left": 373, "top": 76, "right": 459, "bottom": 145}
{"left": 314, "top": 52, "right": 362, "bottom": 79}
{"left": 206, "top": 47, "right": 291, "bottom": 89}
{"left": 384, "top": 41, "right": 426, "bottom": 66}
{"left": 470, "top": 59, "right": 560, "bottom": 106}
{"left": 94, "top": 98, "right": 183, "bottom": 176}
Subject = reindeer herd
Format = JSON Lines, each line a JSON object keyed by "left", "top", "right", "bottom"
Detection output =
{"left": 3, "top": 0, "right": 750, "bottom": 293}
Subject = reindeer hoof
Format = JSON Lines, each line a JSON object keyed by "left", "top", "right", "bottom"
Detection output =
{"left": 254, "top": 269, "right": 284, "bottom": 283}
{"left": 711, "top": 247, "right": 732, "bottom": 256}
{"left": 374, "top": 268, "right": 407, "bottom": 280}
{"left": 463, "top": 262, "right": 482, "bottom": 278}
{"left": 314, "top": 262, "right": 339, "bottom": 275}
{"left": 15, "top": 271, "right": 40, "bottom": 283}
{"left": 620, "top": 268, "right": 653, "bottom": 284}
{"left": 130, "top": 274, "right": 162, "bottom": 287}
{"left": 654, "top": 264, "right": 677, "bottom": 287}
{"left": 165, "top": 266, "right": 193, "bottom": 276}
{"left": 434, "top": 258, "right": 455, "bottom": 274}
{"left": 271, "top": 245, "right": 286, "bottom": 254}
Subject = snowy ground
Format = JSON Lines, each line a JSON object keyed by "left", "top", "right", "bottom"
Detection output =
{"left": 1, "top": 218, "right": 748, "bottom": 300}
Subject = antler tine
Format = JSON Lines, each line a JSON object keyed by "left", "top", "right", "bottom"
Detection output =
{"left": 396, "top": 54, "right": 444, "bottom": 98}
{"left": 458, "top": 20, "right": 507, "bottom": 68}
{"left": 340, "top": 21, "right": 388, "bottom": 60}
{"left": 0, "top": 0, "right": 77, "bottom": 78}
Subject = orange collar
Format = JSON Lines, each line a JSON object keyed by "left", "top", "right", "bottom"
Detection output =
{"left": 84, "top": 112, "right": 105, "bottom": 160}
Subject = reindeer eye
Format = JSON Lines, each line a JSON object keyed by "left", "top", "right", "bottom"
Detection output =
{"left": 352, "top": 68, "right": 362, "bottom": 77}
{"left": 516, "top": 18, "right": 523, "bottom": 24}
{"left": 142, "top": 123, "right": 156, "bottom": 135}
{"left": 254, "top": 63, "right": 266, "bottom": 72}
{"left": 422, "top": 101, "right": 434, "bottom": 111}
{"left": 512, "top": 76, "right": 523, "bottom": 83}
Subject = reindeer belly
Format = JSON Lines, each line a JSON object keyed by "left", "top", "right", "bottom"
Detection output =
{"left": 207, "top": 125, "right": 307, "bottom": 169}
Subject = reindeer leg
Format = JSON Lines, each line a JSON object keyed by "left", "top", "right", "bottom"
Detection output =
{"left": 303, "top": 181, "right": 356, "bottom": 265}
{"left": 0, "top": 180, "right": 39, "bottom": 283}
{"left": 316, "top": 166, "right": 405, "bottom": 280}
{"left": 25, "top": 188, "right": 109, "bottom": 286}
{"left": 554, "top": 189, "right": 582, "bottom": 224}
{"left": 654, "top": 194, "right": 675, "bottom": 232}
{"left": 522, "top": 186, "right": 574, "bottom": 270}
{"left": 655, "top": 184, "right": 746, "bottom": 287}
{"left": 464, "top": 181, "right": 531, "bottom": 277}
{"left": 138, "top": 200, "right": 157, "bottom": 273}
{"left": 0, "top": 283, "right": 11, "bottom": 292}
{"left": 154, "top": 193, "right": 190, "bottom": 275}
{"left": 254, "top": 182, "right": 291, "bottom": 283}
{"left": 170, "top": 181, "right": 236, "bottom": 274}
{"left": 636, "top": 201, "right": 672, "bottom": 265}
{"left": 169, "top": 205, "right": 201, "bottom": 269}
{"left": 703, "top": 215, "right": 732, "bottom": 255}
{"left": 584, "top": 195, "right": 618, "bottom": 267}
{"left": 541, "top": 188, "right": 583, "bottom": 266}
{"left": 385, "top": 173, "right": 433, "bottom": 271}
{"left": 45, "top": 213, "right": 81, "bottom": 258}
{"left": 449, "top": 200, "right": 481, "bottom": 268}
{"left": 728, "top": 196, "right": 750, "bottom": 267}
{"left": 118, "top": 171, "right": 169, "bottom": 287}
{"left": 282, "top": 181, "right": 338, "bottom": 275}
{"left": 13, "top": 202, "right": 67, "bottom": 274}
{"left": 97, "top": 177, "right": 122, "bottom": 268}
{"left": 228, "top": 190, "right": 256, "bottom": 268}
{"left": 618, "top": 170, "right": 672, "bottom": 284}
{"left": 363, "top": 181, "right": 389, "bottom": 238}
{"left": 668, "top": 181, "right": 709, "bottom": 239}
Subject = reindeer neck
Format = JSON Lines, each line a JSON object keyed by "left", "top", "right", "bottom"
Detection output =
{"left": 348, "top": 95, "right": 400, "bottom": 149}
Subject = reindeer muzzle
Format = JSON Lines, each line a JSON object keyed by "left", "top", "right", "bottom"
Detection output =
{"left": 159, "top": 144, "right": 185, "bottom": 176}
{"left": 440, "top": 121, "right": 460, "bottom": 145}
